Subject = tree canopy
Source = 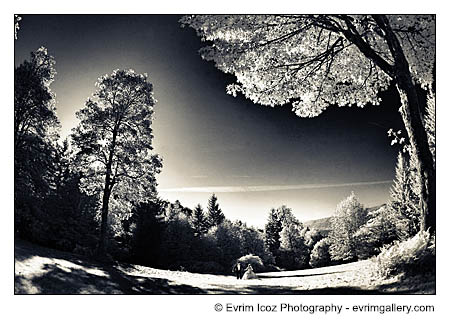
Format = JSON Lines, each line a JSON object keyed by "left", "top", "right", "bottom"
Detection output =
{"left": 181, "top": 15, "right": 434, "bottom": 116}
{"left": 182, "top": 14, "right": 436, "bottom": 233}
{"left": 14, "top": 46, "right": 59, "bottom": 151}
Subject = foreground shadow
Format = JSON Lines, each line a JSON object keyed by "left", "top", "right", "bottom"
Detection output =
{"left": 257, "top": 271, "right": 346, "bottom": 280}
{"left": 201, "top": 285, "right": 407, "bottom": 295}
{"left": 15, "top": 262, "right": 204, "bottom": 294}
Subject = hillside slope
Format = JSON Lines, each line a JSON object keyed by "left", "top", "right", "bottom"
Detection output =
{"left": 14, "top": 240, "right": 434, "bottom": 294}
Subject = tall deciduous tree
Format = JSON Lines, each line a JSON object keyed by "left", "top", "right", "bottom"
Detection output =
{"left": 206, "top": 193, "right": 225, "bottom": 227}
{"left": 279, "top": 211, "right": 309, "bottom": 269}
{"left": 329, "top": 192, "right": 368, "bottom": 262}
{"left": 181, "top": 14, "right": 436, "bottom": 233}
{"left": 71, "top": 69, "right": 162, "bottom": 255}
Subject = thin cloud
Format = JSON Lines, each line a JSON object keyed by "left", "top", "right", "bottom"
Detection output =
{"left": 159, "top": 180, "right": 393, "bottom": 193}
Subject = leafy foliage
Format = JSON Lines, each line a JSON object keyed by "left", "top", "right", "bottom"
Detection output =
{"left": 279, "top": 211, "right": 309, "bottom": 269}
{"left": 236, "top": 254, "right": 265, "bottom": 273}
{"left": 14, "top": 47, "right": 62, "bottom": 241}
{"left": 328, "top": 192, "right": 368, "bottom": 262}
{"left": 352, "top": 206, "right": 401, "bottom": 259}
{"left": 181, "top": 15, "right": 434, "bottom": 115}
{"left": 16, "top": 139, "right": 99, "bottom": 253}
{"left": 71, "top": 69, "right": 162, "bottom": 253}
{"left": 309, "top": 238, "right": 332, "bottom": 268}
{"left": 373, "top": 230, "right": 435, "bottom": 278}
{"left": 14, "top": 47, "right": 59, "bottom": 150}
{"left": 303, "top": 227, "right": 323, "bottom": 250}
{"left": 264, "top": 206, "right": 318, "bottom": 270}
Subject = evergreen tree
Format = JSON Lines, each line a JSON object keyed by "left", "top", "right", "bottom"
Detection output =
{"left": 206, "top": 194, "right": 225, "bottom": 227}
{"left": 190, "top": 204, "right": 209, "bottom": 236}
{"left": 389, "top": 152, "right": 421, "bottom": 236}
{"left": 264, "top": 208, "right": 282, "bottom": 257}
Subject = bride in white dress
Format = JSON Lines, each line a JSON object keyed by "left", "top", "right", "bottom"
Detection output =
{"left": 242, "top": 264, "right": 258, "bottom": 280}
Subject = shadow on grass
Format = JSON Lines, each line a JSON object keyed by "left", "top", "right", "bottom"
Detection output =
{"left": 15, "top": 239, "right": 204, "bottom": 294}
{"left": 15, "top": 262, "right": 204, "bottom": 294}
{"left": 15, "top": 239, "right": 95, "bottom": 268}
{"left": 257, "top": 271, "right": 346, "bottom": 280}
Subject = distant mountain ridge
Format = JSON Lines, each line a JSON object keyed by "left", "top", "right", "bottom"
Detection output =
{"left": 303, "top": 217, "right": 333, "bottom": 235}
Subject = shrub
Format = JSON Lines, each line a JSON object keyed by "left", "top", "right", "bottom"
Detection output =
{"left": 309, "top": 238, "right": 332, "bottom": 268}
{"left": 236, "top": 254, "right": 265, "bottom": 272}
{"left": 373, "top": 230, "right": 435, "bottom": 278}
{"left": 353, "top": 206, "right": 400, "bottom": 260}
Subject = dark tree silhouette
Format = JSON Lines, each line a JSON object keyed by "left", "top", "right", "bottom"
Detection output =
{"left": 264, "top": 208, "right": 283, "bottom": 258}
{"left": 190, "top": 204, "right": 209, "bottom": 236}
{"left": 206, "top": 193, "right": 225, "bottom": 227}
{"left": 14, "top": 47, "right": 60, "bottom": 239}
{"left": 71, "top": 69, "right": 162, "bottom": 256}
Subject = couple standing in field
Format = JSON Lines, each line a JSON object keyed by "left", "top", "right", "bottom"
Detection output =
{"left": 233, "top": 262, "right": 257, "bottom": 280}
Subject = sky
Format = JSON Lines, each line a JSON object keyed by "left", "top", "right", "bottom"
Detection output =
{"left": 14, "top": 14, "right": 406, "bottom": 228}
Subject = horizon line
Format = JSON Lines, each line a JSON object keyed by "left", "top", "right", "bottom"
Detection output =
{"left": 159, "top": 180, "right": 393, "bottom": 193}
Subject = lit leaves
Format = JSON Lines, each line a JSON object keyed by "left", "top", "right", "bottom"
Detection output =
{"left": 182, "top": 15, "right": 434, "bottom": 116}
{"left": 71, "top": 69, "right": 162, "bottom": 220}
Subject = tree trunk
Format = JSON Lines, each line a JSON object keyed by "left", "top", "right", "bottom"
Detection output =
{"left": 375, "top": 15, "right": 436, "bottom": 234}
{"left": 98, "top": 188, "right": 111, "bottom": 255}
{"left": 97, "top": 125, "right": 119, "bottom": 255}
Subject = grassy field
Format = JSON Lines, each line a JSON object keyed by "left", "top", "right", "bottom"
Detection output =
{"left": 14, "top": 239, "right": 435, "bottom": 294}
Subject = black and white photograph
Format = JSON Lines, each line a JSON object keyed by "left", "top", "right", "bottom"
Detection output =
{"left": 7, "top": 1, "right": 448, "bottom": 321}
